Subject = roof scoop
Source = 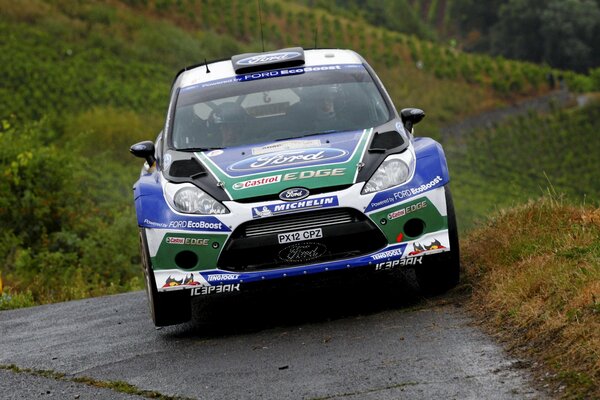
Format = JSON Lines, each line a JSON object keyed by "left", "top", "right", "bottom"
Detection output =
{"left": 231, "top": 47, "right": 305, "bottom": 74}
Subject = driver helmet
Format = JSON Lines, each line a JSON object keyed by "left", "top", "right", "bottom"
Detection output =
{"left": 302, "top": 85, "right": 340, "bottom": 121}
{"left": 209, "top": 102, "right": 247, "bottom": 145}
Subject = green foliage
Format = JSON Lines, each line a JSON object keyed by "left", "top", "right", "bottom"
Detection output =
{"left": 0, "top": 120, "right": 143, "bottom": 304}
{"left": 300, "top": 0, "right": 435, "bottom": 41}
{"left": 452, "top": 0, "right": 600, "bottom": 73}
{"left": 448, "top": 100, "right": 600, "bottom": 229}
{"left": 0, "top": 291, "right": 36, "bottom": 311}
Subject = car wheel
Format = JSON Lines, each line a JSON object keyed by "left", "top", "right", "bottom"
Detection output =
{"left": 415, "top": 185, "right": 460, "bottom": 295}
{"left": 139, "top": 229, "right": 191, "bottom": 327}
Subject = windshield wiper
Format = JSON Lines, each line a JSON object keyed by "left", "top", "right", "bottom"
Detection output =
{"left": 274, "top": 130, "right": 338, "bottom": 141}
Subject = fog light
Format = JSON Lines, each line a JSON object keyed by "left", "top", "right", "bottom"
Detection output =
{"left": 175, "top": 251, "right": 198, "bottom": 270}
{"left": 403, "top": 218, "right": 425, "bottom": 238}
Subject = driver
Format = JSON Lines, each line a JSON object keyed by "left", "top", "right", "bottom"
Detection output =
{"left": 209, "top": 102, "right": 247, "bottom": 147}
{"left": 299, "top": 85, "right": 340, "bottom": 131}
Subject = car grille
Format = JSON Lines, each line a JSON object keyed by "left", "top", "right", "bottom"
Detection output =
{"left": 218, "top": 208, "right": 387, "bottom": 271}
{"left": 244, "top": 209, "right": 353, "bottom": 237}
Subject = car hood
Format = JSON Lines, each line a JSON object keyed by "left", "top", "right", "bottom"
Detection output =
{"left": 194, "top": 129, "right": 373, "bottom": 201}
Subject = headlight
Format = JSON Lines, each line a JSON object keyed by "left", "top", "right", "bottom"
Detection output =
{"left": 362, "top": 151, "right": 415, "bottom": 194}
{"left": 165, "top": 183, "right": 229, "bottom": 214}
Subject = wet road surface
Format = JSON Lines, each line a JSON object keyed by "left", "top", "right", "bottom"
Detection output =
{"left": 0, "top": 273, "right": 546, "bottom": 399}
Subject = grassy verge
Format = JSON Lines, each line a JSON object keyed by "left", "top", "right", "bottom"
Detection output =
{"left": 462, "top": 195, "right": 600, "bottom": 399}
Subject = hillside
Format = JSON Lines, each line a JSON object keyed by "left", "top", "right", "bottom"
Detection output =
{"left": 1, "top": 1, "right": 599, "bottom": 396}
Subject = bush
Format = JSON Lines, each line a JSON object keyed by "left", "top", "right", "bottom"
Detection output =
{"left": 0, "top": 119, "right": 143, "bottom": 305}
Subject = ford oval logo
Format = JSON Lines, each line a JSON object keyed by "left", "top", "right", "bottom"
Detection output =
{"left": 237, "top": 52, "right": 301, "bottom": 65}
{"left": 279, "top": 187, "right": 310, "bottom": 201}
{"left": 228, "top": 148, "right": 348, "bottom": 172}
{"left": 278, "top": 242, "right": 328, "bottom": 263}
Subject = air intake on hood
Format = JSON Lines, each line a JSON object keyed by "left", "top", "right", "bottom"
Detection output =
{"left": 369, "top": 130, "right": 405, "bottom": 152}
{"left": 169, "top": 158, "right": 206, "bottom": 178}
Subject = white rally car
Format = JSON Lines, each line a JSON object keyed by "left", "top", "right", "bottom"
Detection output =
{"left": 131, "top": 47, "right": 459, "bottom": 326}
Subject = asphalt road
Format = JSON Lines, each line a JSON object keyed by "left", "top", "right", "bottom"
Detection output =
{"left": 0, "top": 273, "right": 546, "bottom": 400}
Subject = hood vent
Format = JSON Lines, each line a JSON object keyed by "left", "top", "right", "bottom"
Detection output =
{"left": 169, "top": 158, "right": 206, "bottom": 179}
{"left": 369, "top": 130, "right": 405, "bottom": 152}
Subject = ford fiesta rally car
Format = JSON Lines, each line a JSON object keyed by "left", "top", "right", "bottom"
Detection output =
{"left": 131, "top": 47, "right": 459, "bottom": 326}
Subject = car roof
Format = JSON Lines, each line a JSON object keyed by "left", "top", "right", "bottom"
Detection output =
{"left": 178, "top": 48, "right": 363, "bottom": 89}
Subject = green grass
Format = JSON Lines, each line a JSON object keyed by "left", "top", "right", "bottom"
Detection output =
{"left": 462, "top": 196, "right": 600, "bottom": 399}
{"left": 0, "top": 364, "right": 192, "bottom": 399}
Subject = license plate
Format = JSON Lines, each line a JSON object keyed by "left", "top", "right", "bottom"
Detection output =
{"left": 277, "top": 228, "right": 323, "bottom": 244}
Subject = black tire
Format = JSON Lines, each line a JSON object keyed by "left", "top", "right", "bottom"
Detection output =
{"left": 415, "top": 185, "right": 460, "bottom": 295}
{"left": 139, "top": 229, "right": 191, "bottom": 327}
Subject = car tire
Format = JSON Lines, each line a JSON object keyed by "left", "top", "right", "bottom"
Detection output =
{"left": 415, "top": 185, "right": 460, "bottom": 295}
{"left": 139, "top": 229, "right": 192, "bottom": 327}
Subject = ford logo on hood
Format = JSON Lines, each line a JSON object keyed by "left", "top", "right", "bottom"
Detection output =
{"left": 228, "top": 148, "right": 348, "bottom": 172}
{"left": 279, "top": 187, "right": 310, "bottom": 201}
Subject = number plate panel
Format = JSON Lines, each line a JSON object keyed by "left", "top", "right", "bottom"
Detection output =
{"left": 277, "top": 228, "right": 323, "bottom": 244}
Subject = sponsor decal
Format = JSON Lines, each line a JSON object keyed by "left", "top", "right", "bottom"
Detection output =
{"left": 387, "top": 201, "right": 427, "bottom": 220}
{"left": 182, "top": 65, "right": 358, "bottom": 91}
{"left": 408, "top": 176, "right": 443, "bottom": 196}
{"left": 408, "top": 239, "right": 446, "bottom": 256}
{"left": 279, "top": 187, "right": 310, "bottom": 201}
{"left": 165, "top": 237, "right": 210, "bottom": 246}
{"left": 206, "top": 274, "right": 240, "bottom": 282}
{"left": 168, "top": 220, "right": 224, "bottom": 230}
{"left": 278, "top": 242, "right": 327, "bottom": 263}
{"left": 236, "top": 51, "right": 302, "bottom": 65}
{"left": 251, "top": 140, "right": 321, "bottom": 156}
{"left": 228, "top": 148, "right": 348, "bottom": 172}
{"left": 143, "top": 218, "right": 167, "bottom": 228}
{"left": 235, "top": 65, "right": 342, "bottom": 82}
{"left": 282, "top": 167, "right": 345, "bottom": 181}
{"left": 252, "top": 196, "right": 338, "bottom": 218}
{"left": 371, "top": 247, "right": 406, "bottom": 260}
{"left": 232, "top": 175, "right": 281, "bottom": 190}
{"left": 253, "top": 206, "right": 273, "bottom": 218}
{"left": 191, "top": 284, "right": 240, "bottom": 296}
{"left": 207, "top": 149, "right": 224, "bottom": 157}
{"left": 366, "top": 176, "right": 444, "bottom": 212}
{"left": 162, "top": 274, "right": 200, "bottom": 288}
{"left": 375, "top": 256, "right": 423, "bottom": 271}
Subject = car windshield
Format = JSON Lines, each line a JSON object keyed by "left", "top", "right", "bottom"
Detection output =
{"left": 171, "top": 64, "right": 391, "bottom": 150}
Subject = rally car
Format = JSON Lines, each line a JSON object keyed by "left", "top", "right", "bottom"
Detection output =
{"left": 130, "top": 47, "right": 459, "bottom": 326}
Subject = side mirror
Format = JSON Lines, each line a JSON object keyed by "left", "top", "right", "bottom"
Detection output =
{"left": 130, "top": 141, "right": 156, "bottom": 166}
{"left": 400, "top": 108, "right": 425, "bottom": 133}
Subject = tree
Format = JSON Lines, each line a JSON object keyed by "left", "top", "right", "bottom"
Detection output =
{"left": 490, "top": 0, "right": 600, "bottom": 72}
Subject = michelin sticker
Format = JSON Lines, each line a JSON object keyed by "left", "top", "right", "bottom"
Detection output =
{"left": 252, "top": 196, "right": 339, "bottom": 218}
